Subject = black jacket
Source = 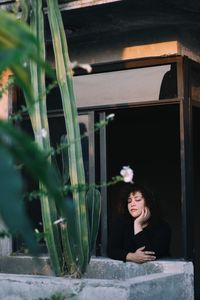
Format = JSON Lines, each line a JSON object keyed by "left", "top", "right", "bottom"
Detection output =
{"left": 108, "top": 216, "right": 171, "bottom": 262}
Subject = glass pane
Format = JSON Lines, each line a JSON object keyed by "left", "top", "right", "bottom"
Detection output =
{"left": 16, "top": 64, "right": 177, "bottom": 111}
{"left": 15, "top": 79, "right": 63, "bottom": 111}
{"left": 48, "top": 114, "right": 89, "bottom": 182}
{"left": 19, "top": 115, "right": 89, "bottom": 185}
{"left": 191, "top": 65, "right": 200, "bottom": 101}
{"left": 74, "top": 64, "right": 177, "bottom": 108}
{"left": 46, "top": 81, "right": 63, "bottom": 111}
{"left": 14, "top": 114, "right": 90, "bottom": 253}
{"left": 78, "top": 115, "right": 89, "bottom": 182}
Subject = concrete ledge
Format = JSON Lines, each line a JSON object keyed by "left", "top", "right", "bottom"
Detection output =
{"left": 0, "top": 257, "right": 194, "bottom": 299}
{"left": 0, "top": 256, "right": 193, "bottom": 277}
{"left": 84, "top": 257, "right": 193, "bottom": 279}
{"left": 0, "top": 255, "right": 54, "bottom": 276}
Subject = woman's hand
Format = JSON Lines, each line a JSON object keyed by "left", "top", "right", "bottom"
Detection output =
{"left": 135, "top": 207, "right": 151, "bottom": 226}
{"left": 134, "top": 207, "right": 151, "bottom": 234}
{"left": 126, "top": 246, "right": 156, "bottom": 263}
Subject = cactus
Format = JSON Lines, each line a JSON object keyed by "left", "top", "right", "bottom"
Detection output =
{"left": 13, "top": 0, "right": 102, "bottom": 276}
{"left": 55, "top": 136, "right": 101, "bottom": 275}
{"left": 86, "top": 188, "right": 101, "bottom": 256}
{"left": 25, "top": 0, "right": 63, "bottom": 275}
{"left": 46, "top": 0, "right": 90, "bottom": 275}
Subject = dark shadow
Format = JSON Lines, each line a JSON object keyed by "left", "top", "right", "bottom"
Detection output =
{"left": 106, "top": 104, "right": 181, "bottom": 258}
{"left": 159, "top": 64, "right": 177, "bottom": 99}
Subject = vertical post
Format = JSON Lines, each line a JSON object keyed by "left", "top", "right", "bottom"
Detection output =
{"left": 88, "top": 111, "right": 95, "bottom": 185}
{"left": 99, "top": 112, "right": 107, "bottom": 257}
{"left": 88, "top": 111, "right": 97, "bottom": 256}
{"left": 178, "top": 58, "right": 193, "bottom": 259}
{"left": 0, "top": 69, "right": 12, "bottom": 255}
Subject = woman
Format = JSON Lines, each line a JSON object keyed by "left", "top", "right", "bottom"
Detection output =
{"left": 108, "top": 183, "right": 171, "bottom": 263}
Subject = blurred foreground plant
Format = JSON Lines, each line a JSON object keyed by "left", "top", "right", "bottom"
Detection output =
{"left": 0, "top": 9, "right": 62, "bottom": 255}
{"left": 0, "top": 1, "right": 101, "bottom": 277}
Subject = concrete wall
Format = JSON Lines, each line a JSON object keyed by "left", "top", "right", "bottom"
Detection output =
{"left": 0, "top": 257, "right": 194, "bottom": 299}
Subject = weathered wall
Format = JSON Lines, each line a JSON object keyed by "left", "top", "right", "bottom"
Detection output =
{"left": 0, "top": 258, "right": 194, "bottom": 300}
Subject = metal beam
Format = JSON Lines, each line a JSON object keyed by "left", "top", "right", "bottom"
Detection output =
{"left": 99, "top": 112, "right": 107, "bottom": 257}
{"left": 59, "top": 0, "right": 122, "bottom": 11}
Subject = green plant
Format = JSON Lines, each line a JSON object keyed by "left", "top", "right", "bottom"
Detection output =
{"left": 46, "top": 0, "right": 101, "bottom": 276}
{"left": 0, "top": 1, "right": 101, "bottom": 277}
{"left": 0, "top": 10, "right": 62, "bottom": 254}
{"left": 26, "top": 0, "right": 63, "bottom": 276}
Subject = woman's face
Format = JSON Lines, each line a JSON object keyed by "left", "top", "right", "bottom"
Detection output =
{"left": 127, "top": 191, "right": 146, "bottom": 218}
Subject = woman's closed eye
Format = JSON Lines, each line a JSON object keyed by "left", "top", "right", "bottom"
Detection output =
{"left": 135, "top": 198, "right": 143, "bottom": 202}
{"left": 127, "top": 198, "right": 132, "bottom": 203}
{"left": 128, "top": 197, "right": 143, "bottom": 203}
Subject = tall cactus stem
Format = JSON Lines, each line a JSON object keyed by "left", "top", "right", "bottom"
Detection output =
{"left": 47, "top": 0, "right": 90, "bottom": 273}
{"left": 26, "top": 0, "right": 63, "bottom": 275}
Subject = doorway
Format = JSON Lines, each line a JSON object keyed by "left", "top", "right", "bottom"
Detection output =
{"left": 106, "top": 104, "right": 182, "bottom": 258}
{"left": 192, "top": 106, "right": 200, "bottom": 299}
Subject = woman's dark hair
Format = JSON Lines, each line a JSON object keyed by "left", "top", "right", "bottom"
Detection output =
{"left": 119, "top": 182, "right": 160, "bottom": 225}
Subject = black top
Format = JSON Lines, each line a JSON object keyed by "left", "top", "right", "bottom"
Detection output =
{"left": 108, "top": 217, "right": 171, "bottom": 262}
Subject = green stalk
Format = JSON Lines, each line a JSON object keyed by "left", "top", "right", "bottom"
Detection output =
{"left": 47, "top": 0, "right": 89, "bottom": 273}
{"left": 26, "top": 0, "right": 63, "bottom": 275}
{"left": 59, "top": 136, "right": 81, "bottom": 276}
{"left": 86, "top": 188, "right": 101, "bottom": 255}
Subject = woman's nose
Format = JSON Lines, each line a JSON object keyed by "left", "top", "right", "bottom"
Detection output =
{"left": 130, "top": 200, "right": 136, "bottom": 206}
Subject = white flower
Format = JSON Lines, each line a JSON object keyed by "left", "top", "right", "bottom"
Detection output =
{"left": 41, "top": 128, "right": 47, "bottom": 138}
{"left": 79, "top": 63, "right": 92, "bottom": 73}
{"left": 54, "top": 218, "right": 65, "bottom": 225}
{"left": 35, "top": 129, "right": 47, "bottom": 140}
{"left": 106, "top": 113, "right": 115, "bottom": 120}
{"left": 120, "top": 166, "right": 134, "bottom": 183}
{"left": 70, "top": 61, "right": 92, "bottom": 73}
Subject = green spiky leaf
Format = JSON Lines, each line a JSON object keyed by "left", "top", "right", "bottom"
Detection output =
{"left": 0, "top": 121, "right": 62, "bottom": 207}
{"left": 86, "top": 188, "right": 101, "bottom": 253}
{"left": 0, "top": 146, "right": 38, "bottom": 254}
{"left": 60, "top": 135, "right": 69, "bottom": 185}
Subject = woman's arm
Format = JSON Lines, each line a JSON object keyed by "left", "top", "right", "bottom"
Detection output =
{"left": 126, "top": 246, "right": 156, "bottom": 263}
{"left": 134, "top": 221, "right": 171, "bottom": 258}
{"left": 108, "top": 224, "right": 156, "bottom": 263}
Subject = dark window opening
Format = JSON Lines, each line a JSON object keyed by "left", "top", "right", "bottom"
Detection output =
{"left": 191, "top": 65, "right": 200, "bottom": 101}
{"left": 192, "top": 106, "right": 200, "bottom": 299}
{"left": 106, "top": 104, "right": 182, "bottom": 258}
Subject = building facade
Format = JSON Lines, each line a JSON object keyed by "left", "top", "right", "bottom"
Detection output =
{"left": 1, "top": 0, "right": 200, "bottom": 298}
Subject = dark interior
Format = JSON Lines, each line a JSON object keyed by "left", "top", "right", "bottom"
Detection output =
{"left": 16, "top": 101, "right": 183, "bottom": 259}
{"left": 106, "top": 104, "right": 182, "bottom": 258}
{"left": 192, "top": 106, "right": 200, "bottom": 299}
